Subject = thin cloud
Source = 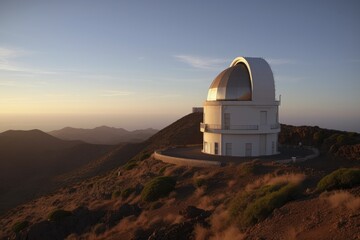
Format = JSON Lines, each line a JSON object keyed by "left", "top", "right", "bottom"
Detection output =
{"left": 100, "top": 90, "right": 134, "bottom": 97}
{"left": 174, "top": 55, "right": 227, "bottom": 70}
{"left": 0, "top": 47, "right": 57, "bottom": 75}
{"left": 0, "top": 80, "right": 47, "bottom": 88}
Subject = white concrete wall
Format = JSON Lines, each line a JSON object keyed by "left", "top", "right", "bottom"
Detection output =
{"left": 223, "top": 105, "right": 278, "bottom": 126}
{"left": 221, "top": 133, "right": 278, "bottom": 156}
{"left": 203, "top": 132, "right": 222, "bottom": 154}
{"left": 222, "top": 134, "right": 259, "bottom": 156}
{"left": 204, "top": 102, "right": 279, "bottom": 129}
{"left": 203, "top": 102, "right": 279, "bottom": 156}
{"left": 204, "top": 105, "right": 222, "bottom": 125}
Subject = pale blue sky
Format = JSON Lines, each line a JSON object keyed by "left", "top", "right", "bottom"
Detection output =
{"left": 0, "top": 0, "right": 359, "bottom": 132}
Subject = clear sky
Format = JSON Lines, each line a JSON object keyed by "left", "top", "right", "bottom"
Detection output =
{"left": 0, "top": 0, "right": 359, "bottom": 132}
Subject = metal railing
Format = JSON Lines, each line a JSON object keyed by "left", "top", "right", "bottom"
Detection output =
{"left": 200, "top": 123, "right": 259, "bottom": 131}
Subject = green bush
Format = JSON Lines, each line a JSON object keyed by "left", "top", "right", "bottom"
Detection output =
{"left": 238, "top": 162, "right": 256, "bottom": 177}
{"left": 121, "top": 187, "right": 135, "bottom": 199}
{"left": 229, "top": 184, "right": 282, "bottom": 219}
{"left": 159, "top": 166, "right": 168, "bottom": 175}
{"left": 229, "top": 183, "right": 299, "bottom": 228}
{"left": 12, "top": 220, "right": 29, "bottom": 233}
{"left": 48, "top": 209, "right": 72, "bottom": 222}
{"left": 141, "top": 176, "right": 176, "bottom": 202}
{"left": 317, "top": 168, "right": 360, "bottom": 192}
{"left": 242, "top": 183, "right": 298, "bottom": 226}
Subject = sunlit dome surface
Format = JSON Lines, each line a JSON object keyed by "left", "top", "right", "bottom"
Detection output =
{"left": 207, "top": 63, "right": 252, "bottom": 101}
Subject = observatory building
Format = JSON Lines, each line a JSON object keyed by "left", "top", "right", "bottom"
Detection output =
{"left": 200, "top": 57, "right": 280, "bottom": 157}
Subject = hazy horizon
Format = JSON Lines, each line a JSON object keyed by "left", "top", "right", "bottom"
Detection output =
{"left": 1, "top": 1, "right": 359, "bottom": 134}
{"left": 1, "top": 112, "right": 359, "bottom": 134}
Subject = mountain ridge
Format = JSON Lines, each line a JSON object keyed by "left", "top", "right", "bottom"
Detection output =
{"left": 48, "top": 126, "right": 158, "bottom": 145}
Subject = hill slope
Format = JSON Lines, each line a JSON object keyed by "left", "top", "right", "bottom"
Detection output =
{"left": 1, "top": 114, "right": 359, "bottom": 239}
{"left": 48, "top": 126, "right": 158, "bottom": 145}
{"left": 0, "top": 130, "right": 114, "bottom": 214}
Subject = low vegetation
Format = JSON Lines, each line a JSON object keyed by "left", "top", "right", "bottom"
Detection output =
{"left": 12, "top": 221, "right": 29, "bottom": 233}
{"left": 112, "top": 190, "right": 121, "bottom": 199}
{"left": 141, "top": 176, "right": 176, "bottom": 202}
{"left": 193, "top": 177, "right": 207, "bottom": 188}
{"left": 93, "top": 223, "right": 106, "bottom": 235}
{"left": 159, "top": 165, "right": 168, "bottom": 175}
{"left": 137, "top": 151, "right": 151, "bottom": 161}
{"left": 317, "top": 168, "right": 360, "bottom": 192}
{"left": 121, "top": 187, "right": 135, "bottom": 199}
{"left": 238, "top": 162, "right": 257, "bottom": 177}
{"left": 229, "top": 182, "right": 300, "bottom": 228}
{"left": 123, "top": 161, "right": 137, "bottom": 170}
{"left": 48, "top": 209, "right": 72, "bottom": 222}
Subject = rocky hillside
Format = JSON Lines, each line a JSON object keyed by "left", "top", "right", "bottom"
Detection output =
{"left": 0, "top": 115, "right": 359, "bottom": 240}
{"left": 279, "top": 124, "right": 360, "bottom": 160}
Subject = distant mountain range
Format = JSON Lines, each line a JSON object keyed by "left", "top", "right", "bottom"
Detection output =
{"left": 48, "top": 126, "right": 158, "bottom": 145}
{"left": 0, "top": 129, "right": 117, "bottom": 214}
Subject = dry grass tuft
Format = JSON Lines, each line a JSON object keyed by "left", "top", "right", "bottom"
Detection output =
{"left": 246, "top": 173, "right": 305, "bottom": 191}
{"left": 210, "top": 225, "right": 245, "bottom": 240}
{"left": 321, "top": 191, "right": 360, "bottom": 211}
{"left": 194, "top": 225, "right": 210, "bottom": 240}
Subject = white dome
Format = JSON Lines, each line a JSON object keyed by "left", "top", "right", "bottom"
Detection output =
{"left": 207, "top": 57, "right": 275, "bottom": 103}
{"left": 207, "top": 63, "right": 252, "bottom": 101}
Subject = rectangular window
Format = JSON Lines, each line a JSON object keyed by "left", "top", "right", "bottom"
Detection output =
{"left": 272, "top": 141, "right": 275, "bottom": 154}
{"left": 214, "top": 142, "right": 219, "bottom": 155}
{"left": 226, "top": 143, "right": 232, "bottom": 156}
{"left": 224, "top": 113, "right": 230, "bottom": 130}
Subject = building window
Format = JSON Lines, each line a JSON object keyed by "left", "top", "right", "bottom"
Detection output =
{"left": 204, "top": 141, "right": 208, "bottom": 153}
{"left": 224, "top": 113, "right": 230, "bottom": 130}
{"left": 272, "top": 141, "right": 275, "bottom": 154}
{"left": 245, "top": 143, "right": 252, "bottom": 157}
{"left": 214, "top": 142, "right": 219, "bottom": 155}
{"left": 225, "top": 143, "right": 232, "bottom": 156}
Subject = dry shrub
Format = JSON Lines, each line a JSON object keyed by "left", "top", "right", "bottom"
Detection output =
{"left": 164, "top": 213, "right": 183, "bottom": 224}
{"left": 210, "top": 205, "right": 229, "bottom": 232}
{"left": 197, "top": 196, "right": 215, "bottom": 210}
{"left": 210, "top": 225, "right": 245, "bottom": 240}
{"left": 227, "top": 179, "right": 236, "bottom": 188}
{"left": 163, "top": 166, "right": 187, "bottom": 177}
{"left": 195, "top": 187, "right": 206, "bottom": 198}
{"left": 148, "top": 215, "right": 162, "bottom": 227}
{"left": 321, "top": 191, "right": 360, "bottom": 211}
{"left": 246, "top": 173, "right": 305, "bottom": 191}
{"left": 195, "top": 225, "right": 210, "bottom": 240}
{"left": 195, "top": 204, "right": 245, "bottom": 240}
